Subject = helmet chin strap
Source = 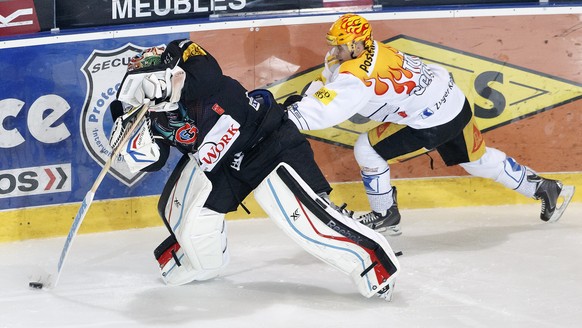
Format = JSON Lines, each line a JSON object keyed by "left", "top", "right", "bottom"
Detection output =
{"left": 348, "top": 41, "right": 364, "bottom": 59}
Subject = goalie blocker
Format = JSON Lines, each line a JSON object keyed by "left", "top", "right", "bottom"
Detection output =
{"left": 154, "top": 158, "right": 399, "bottom": 300}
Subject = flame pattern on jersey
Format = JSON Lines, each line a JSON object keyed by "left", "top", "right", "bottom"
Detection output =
{"left": 340, "top": 42, "right": 433, "bottom": 97}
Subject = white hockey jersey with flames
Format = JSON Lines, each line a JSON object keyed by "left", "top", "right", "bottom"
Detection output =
{"left": 287, "top": 40, "right": 466, "bottom": 130}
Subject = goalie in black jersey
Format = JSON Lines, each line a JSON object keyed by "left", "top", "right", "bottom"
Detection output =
{"left": 108, "top": 39, "right": 400, "bottom": 301}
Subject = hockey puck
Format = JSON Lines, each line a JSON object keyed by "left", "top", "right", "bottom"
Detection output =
{"left": 29, "top": 282, "right": 44, "bottom": 289}
{"left": 395, "top": 251, "right": 403, "bottom": 257}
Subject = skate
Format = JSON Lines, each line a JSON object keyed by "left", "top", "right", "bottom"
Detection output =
{"left": 319, "top": 193, "right": 354, "bottom": 218}
{"left": 376, "top": 280, "right": 396, "bottom": 301}
{"left": 357, "top": 187, "right": 401, "bottom": 236}
{"left": 333, "top": 202, "right": 355, "bottom": 218}
{"left": 529, "top": 174, "right": 575, "bottom": 223}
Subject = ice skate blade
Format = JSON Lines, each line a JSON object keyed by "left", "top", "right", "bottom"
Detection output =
{"left": 377, "top": 280, "right": 395, "bottom": 301}
{"left": 547, "top": 185, "right": 575, "bottom": 223}
{"left": 377, "top": 224, "right": 402, "bottom": 237}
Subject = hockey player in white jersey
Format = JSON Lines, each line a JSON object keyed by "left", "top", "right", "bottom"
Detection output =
{"left": 285, "top": 13, "right": 575, "bottom": 235}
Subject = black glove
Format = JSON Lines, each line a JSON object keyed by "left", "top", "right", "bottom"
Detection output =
{"left": 109, "top": 100, "right": 125, "bottom": 121}
{"left": 282, "top": 94, "right": 304, "bottom": 108}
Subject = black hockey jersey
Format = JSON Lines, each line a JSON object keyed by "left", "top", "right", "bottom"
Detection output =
{"left": 144, "top": 40, "right": 285, "bottom": 172}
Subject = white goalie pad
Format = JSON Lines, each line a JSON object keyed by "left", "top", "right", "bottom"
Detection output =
{"left": 254, "top": 163, "right": 400, "bottom": 298}
{"left": 158, "top": 154, "right": 229, "bottom": 285}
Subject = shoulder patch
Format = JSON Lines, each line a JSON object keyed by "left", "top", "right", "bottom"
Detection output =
{"left": 182, "top": 43, "right": 207, "bottom": 62}
{"left": 313, "top": 86, "right": 337, "bottom": 105}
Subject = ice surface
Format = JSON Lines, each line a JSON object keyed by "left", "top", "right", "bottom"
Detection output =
{"left": 1, "top": 204, "right": 581, "bottom": 328}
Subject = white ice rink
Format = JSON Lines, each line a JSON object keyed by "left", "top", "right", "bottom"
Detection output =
{"left": 1, "top": 203, "right": 581, "bottom": 328}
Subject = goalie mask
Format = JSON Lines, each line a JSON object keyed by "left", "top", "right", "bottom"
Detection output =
{"left": 128, "top": 46, "right": 166, "bottom": 72}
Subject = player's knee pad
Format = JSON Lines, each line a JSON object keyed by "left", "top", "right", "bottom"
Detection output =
{"left": 354, "top": 133, "right": 388, "bottom": 170}
{"left": 255, "top": 163, "right": 400, "bottom": 298}
{"left": 354, "top": 134, "right": 392, "bottom": 209}
{"left": 460, "top": 147, "right": 536, "bottom": 196}
{"left": 156, "top": 153, "right": 229, "bottom": 285}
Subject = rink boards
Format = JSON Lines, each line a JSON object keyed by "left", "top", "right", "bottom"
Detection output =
{"left": 1, "top": 6, "right": 581, "bottom": 242}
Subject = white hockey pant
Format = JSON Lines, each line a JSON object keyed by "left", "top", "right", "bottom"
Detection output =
{"left": 354, "top": 133, "right": 394, "bottom": 211}
{"left": 156, "top": 153, "right": 229, "bottom": 285}
{"left": 255, "top": 163, "right": 400, "bottom": 298}
{"left": 459, "top": 147, "right": 537, "bottom": 197}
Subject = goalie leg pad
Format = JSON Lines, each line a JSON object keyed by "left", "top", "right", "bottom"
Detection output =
{"left": 188, "top": 208, "right": 230, "bottom": 273}
{"left": 154, "top": 217, "right": 229, "bottom": 285}
{"left": 254, "top": 163, "right": 400, "bottom": 298}
{"left": 154, "top": 235, "right": 194, "bottom": 286}
{"left": 156, "top": 154, "right": 229, "bottom": 285}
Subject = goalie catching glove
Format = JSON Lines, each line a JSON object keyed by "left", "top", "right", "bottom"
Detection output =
{"left": 117, "top": 69, "right": 172, "bottom": 108}
{"left": 108, "top": 101, "right": 160, "bottom": 173}
{"left": 117, "top": 45, "right": 185, "bottom": 111}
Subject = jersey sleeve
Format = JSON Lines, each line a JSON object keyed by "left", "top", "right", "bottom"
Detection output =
{"left": 287, "top": 71, "right": 372, "bottom": 130}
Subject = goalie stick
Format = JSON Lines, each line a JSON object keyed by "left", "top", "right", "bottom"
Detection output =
{"left": 36, "top": 102, "right": 151, "bottom": 289}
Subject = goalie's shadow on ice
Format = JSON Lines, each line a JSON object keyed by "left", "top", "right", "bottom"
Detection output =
{"left": 125, "top": 277, "right": 391, "bottom": 325}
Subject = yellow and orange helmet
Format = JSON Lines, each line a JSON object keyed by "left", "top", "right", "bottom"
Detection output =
{"left": 326, "top": 13, "right": 373, "bottom": 52}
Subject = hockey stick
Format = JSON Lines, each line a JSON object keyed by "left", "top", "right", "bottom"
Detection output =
{"left": 34, "top": 102, "right": 151, "bottom": 290}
